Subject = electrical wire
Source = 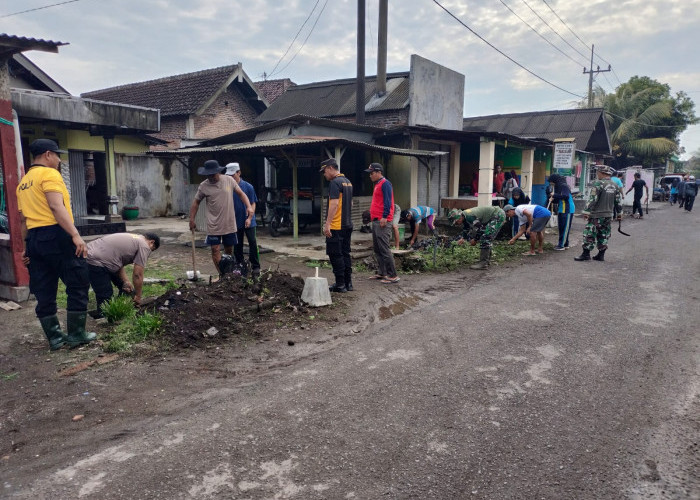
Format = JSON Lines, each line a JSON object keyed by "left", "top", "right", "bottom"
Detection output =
{"left": 270, "top": 0, "right": 328, "bottom": 77}
{"left": 538, "top": 0, "right": 622, "bottom": 85}
{"left": 497, "top": 0, "right": 587, "bottom": 68}
{"left": 518, "top": 0, "right": 590, "bottom": 62}
{"left": 0, "top": 0, "right": 82, "bottom": 18}
{"left": 267, "top": 0, "right": 321, "bottom": 78}
{"left": 430, "top": 0, "right": 585, "bottom": 98}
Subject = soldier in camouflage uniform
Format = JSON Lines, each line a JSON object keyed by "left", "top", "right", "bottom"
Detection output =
{"left": 575, "top": 164, "right": 622, "bottom": 262}
{"left": 447, "top": 206, "right": 506, "bottom": 270}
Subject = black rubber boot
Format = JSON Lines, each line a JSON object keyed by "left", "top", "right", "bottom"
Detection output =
{"left": 345, "top": 279, "right": 353, "bottom": 292}
{"left": 470, "top": 248, "right": 491, "bottom": 270}
{"left": 329, "top": 284, "right": 348, "bottom": 293}
{"left": 65, "top": 311, "right": 97, "bottom": 348}
{"left": 574, "top": 249, "right": 591, "bottom": 261}
{"left": 592, "top": 249, "right": 606, "bottom": 261}
{"left": 39, "top": 315, "right": 66, "bottom": 351}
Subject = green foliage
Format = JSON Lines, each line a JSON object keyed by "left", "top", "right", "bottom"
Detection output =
{"left": 305, "top": 260, "right": 331, "bottom": 269}
{"left": 101, "top": 295, "right": 135, "bottom": 323}
{"left": 103, "top": 311, "right": 163, "bottom": 353}
{"left": 598, "top": 76, "right": 698, "bottom": 167}
{"left": 1, "top": 372, "right": 19, "bottom": 381}
{"left": 411, "top": 240, "right": 551, "bottom": 272}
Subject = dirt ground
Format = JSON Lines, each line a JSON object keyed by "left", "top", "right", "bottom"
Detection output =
{"left": 0, "top": 235, "right": 403, "bottom": 475}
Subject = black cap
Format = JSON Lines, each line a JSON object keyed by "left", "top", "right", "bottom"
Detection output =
{"left": 319, "top": 158, "right": 338, "bottom": 172}
{"left": 364, "top": 163, "right": 383, "bottom": 173}
{"left": 29, "top": 139, "right": 67, "bottom": 156}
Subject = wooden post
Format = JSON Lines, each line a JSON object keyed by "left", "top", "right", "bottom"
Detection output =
{"left": 0, "top": 57, "right": 29, "bottom": 288}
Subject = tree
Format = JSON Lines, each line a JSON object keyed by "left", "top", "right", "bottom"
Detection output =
{"left": 581, "top": 76, "right": 698, "bottom": 168}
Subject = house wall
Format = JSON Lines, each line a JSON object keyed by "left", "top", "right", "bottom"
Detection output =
{"left": 115, "top": 154, "right": 191, "bottom": 217}
{"left": 192, "top": 86, "right": 259, "bottom": 140}
{"left": 153, "top": 117, "right": 188, "bottom": 149}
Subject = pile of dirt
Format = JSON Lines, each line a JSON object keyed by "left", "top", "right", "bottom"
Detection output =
{"left": 148, "top": 270, "right": 336, "bottom": 348}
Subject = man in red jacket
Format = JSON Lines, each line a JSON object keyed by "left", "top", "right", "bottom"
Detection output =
{"left": 366, "top": 163, "right": 399, "bottom": 284}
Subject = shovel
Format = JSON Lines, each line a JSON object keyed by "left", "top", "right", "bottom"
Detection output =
{"left": 187, "top": 229, "right": 200, "bottom": 281}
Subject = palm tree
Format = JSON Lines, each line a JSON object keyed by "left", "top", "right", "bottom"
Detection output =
{"left": 603, "top": 87, "right": 677, "bottom": 167}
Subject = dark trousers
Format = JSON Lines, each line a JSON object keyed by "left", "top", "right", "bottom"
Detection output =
{"left": 372, "top": 221, "right": 397, "bottom": 278}
{"left": 234, "top": 226, "right": 260, "bottom": 272}
{"left": 685, "top": 195, "right": 696, "bottom": 212}
{"left": 26, "top": 224, "right": 89, "bottom": 318}
{"left": 632, "top": 197, "right": 644, "bottom": 216}
{"left": 326, "top": 227, "right": 352, "bottom": 286}
{"left": 88, "top": 264, "right": 125, "bottom": 311}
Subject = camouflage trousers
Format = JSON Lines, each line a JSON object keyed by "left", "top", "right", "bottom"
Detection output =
{"left": 582, "top": 217, "right": 611, "bottom": 251}
{"left": 473, "top": 211, "right": 506, "bottom": 249}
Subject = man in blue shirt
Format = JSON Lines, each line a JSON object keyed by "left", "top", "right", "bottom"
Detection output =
{"left": 226, "top": 163, "right": 260, "bottom": 277}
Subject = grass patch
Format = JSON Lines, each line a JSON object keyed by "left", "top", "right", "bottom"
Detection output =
{"left": 409, "top": 240, "right": 553, "bottom": 272}
{"left": 101, "top": 295, "right": 135, "bottom": 323}
{"left": 305, "top": 260, "right": 331, "bottom": 269}
{"left": 102, "top": 311, "right": 164, "bottom": 353}
{"left": 1, "top": 372, "right": 19, "bottom": 381}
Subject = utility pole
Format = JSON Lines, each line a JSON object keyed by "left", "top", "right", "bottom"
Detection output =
{"left": 583, "top": 44, "right": 611, "bottom": 108}
{"left": 356, "top": 0, "right": 366, "bottom": 124}
{"left": 376, "top": 0, "right": 388, "bottom": 96}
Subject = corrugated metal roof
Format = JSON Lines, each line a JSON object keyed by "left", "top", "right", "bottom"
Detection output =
{"left": 257, "top": 73, "right": 410, "bottom": 123}
{"left": 150, "top": 135, "right": 441, "bottom": 158}
{"left": 0, "top": 33, "right": 67, "bottom": 57}
{"left": 463, "top": 108, "right": 610, "bottom": 154}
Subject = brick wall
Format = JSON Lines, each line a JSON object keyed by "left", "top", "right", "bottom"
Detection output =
{"left": 192, "top": 86, "right": 259, "bottom": 140}
{"left": 151, "top": 118, "right": 187, "bottom": 149}
{"left": 333, "top": 109, "right": 409, "bottom": 128}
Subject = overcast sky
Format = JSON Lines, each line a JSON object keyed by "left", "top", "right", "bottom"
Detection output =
{"left": 4, "top": 0, "right": 700, "bottom": 158}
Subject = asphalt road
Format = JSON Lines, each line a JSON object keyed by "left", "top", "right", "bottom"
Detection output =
{"left": 6, "top": 205, "right": 699, "bottom": 499}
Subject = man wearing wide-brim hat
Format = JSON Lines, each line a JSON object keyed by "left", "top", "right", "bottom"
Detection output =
{"left": 189, "top": 159, "right": 255, "bottom": 275}
{"left": 574, "top": 164, "right": 622, "bottom": 262}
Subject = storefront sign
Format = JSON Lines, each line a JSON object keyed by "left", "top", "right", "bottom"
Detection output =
{"left": 553, "top": 140, "right": 575, "bottom": 176}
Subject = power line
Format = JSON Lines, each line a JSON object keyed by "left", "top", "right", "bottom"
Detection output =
{"left": 538, "top": 0, "right": 622, "bottom": 85}
{"left": 270, "top": 0, "right": 328, "bottom": 77}
{"left": 518, "top": 0, "right": 589, "bottom": 62}
{"left": 0, "top": 0, "right": 82, "bottom": 18}
{"left": 430, "top": 0, "right": 585, "bottom": 98}
{"left": 268, "top": 0, "right": 321, "bottom": 78}
{"left": 497, "top": 0, "right": 587, "bottom": 68}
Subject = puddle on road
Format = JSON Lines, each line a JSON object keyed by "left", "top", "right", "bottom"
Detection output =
{"left": 378, "top": 295, "right": 423, "bottom": 320}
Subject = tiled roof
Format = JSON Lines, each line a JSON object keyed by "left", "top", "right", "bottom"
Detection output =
{"left": 463, "top": 108, "right": 611, "bottom": 154}
{"left": 256, "top": 73, "right": 410, "bottom": 123}
{"left": 82, "top": 64, "right": 249, "bottom": 117}
{"left": 255, "top": 78, "right": 295, "bottom": 104}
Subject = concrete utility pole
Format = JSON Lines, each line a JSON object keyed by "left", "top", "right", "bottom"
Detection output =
{"left": 356, "top": 0, "right": 366, "bottom": 124}
{"left": 583, "top": 44, "right": 611, "bottom": 108}
{"left": 377, "top": 0, "right": 388, "bottom": 96}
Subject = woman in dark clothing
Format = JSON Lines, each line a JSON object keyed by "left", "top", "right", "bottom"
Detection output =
{"left": 548, "top": 174, "right": 575, "bottom": 250}
{"left": 510, "top": 187, "right": 530, "bottom": 237}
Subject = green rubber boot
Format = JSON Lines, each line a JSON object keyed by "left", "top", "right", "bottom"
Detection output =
{"left": 470, "top": 248, "right": 491, "bottom": 270}
{"left": 65, "top": 311, "right": 97, "bottom": 348}
{"left": 38, "top": 315, "right": 66, "bottom": 351}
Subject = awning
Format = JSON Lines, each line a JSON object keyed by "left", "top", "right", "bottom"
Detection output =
{"left": 150, "top": 135, "right": 445, "bottom": 158}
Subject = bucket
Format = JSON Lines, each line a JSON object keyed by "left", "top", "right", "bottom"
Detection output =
{"left": 398, "top": 225, "right": 405, "bottom": 240}
{"left": 122, "top": 206, "right": 139, "bottom": 220}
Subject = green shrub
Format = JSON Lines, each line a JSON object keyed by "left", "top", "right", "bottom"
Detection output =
{"left": 101, "top": 295, "right": 135, "bottom": 323}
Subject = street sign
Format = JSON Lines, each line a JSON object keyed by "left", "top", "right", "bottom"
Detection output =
{"left": 553, "top": 140, "right": 576, "bottom": 176}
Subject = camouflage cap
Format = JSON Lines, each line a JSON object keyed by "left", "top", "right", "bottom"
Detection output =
{"left": 447, "top": 208, "right": 463, "bottom": 225}
{"left": 594, "top": 164, "right": 615, "bottom": 176}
